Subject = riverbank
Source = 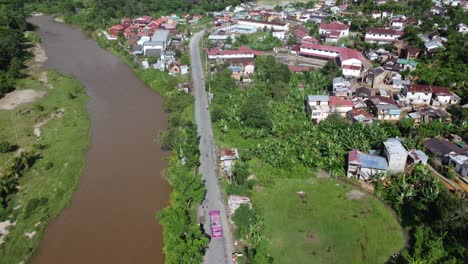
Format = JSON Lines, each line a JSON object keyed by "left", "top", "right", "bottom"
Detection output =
{"left": 0, "top": 40, "right": 90, "bottom": 262}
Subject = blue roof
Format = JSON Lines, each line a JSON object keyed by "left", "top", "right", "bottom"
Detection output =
{"left": 359, "top": 152, "right": 388, "bottom": 170}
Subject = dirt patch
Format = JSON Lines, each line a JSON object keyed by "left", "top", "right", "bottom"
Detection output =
{"left": 34, "top": 108, "right": 65, "bottom": 138}
{"left": 297, "top": 191, "right": 307, "bottom": 203}
{"left": 0, "top": 89, "right": 46, "bottom": 110}
{"left": 0, "top": 220, "right": 16, "bottom": 245}
{"left": 306, "top": 232, "right": 318, "bottom": 242}
{"left": 346, "top": 190, "right": 366, "bottom": 200}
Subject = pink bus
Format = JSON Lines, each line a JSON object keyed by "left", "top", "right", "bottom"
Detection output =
{"left": 209, "top": 210, "right": 223, "bottom": 238}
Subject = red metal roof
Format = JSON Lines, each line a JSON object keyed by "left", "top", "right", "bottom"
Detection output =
{"left": 206, "top": 46, "right": 262, "bottom": 56}
{"left": 349, "top": 108, "right": 373, "bottom": 119}
{"left": 341, "top": 65, "right": 361, "bottom": 70}
{"left": 407, "top": 84, "right": 432, "bottom": 93}
{"left": 288, "top": 65, "right": 311, "bottom": 72}
{"left": 431, "top": 86, "right": 451, "bottom": 96}
{"left": 329, "top": 96, "right": 354, "bottom": 106}
{"left": 300, "top": 42, "right": 342, "bottom": 53}
{"left": 366, "top": 27, "right": 403, "bottom": 35}
{"left": 319, "top": 21, "right": 349, "bottom": 31}
{"left": 237, "top": 19, "right": 286, "bottom": 26}
{"left": 340, "top": 48, "right": 366, "bottom": 62}
{"left": 371, "top": 96, "right": 396, "bottom": 105}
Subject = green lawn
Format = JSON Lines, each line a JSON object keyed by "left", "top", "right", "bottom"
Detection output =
{"left": 0, "top": 71, "right": 90, "bottom": 263}
{"left": 255, "top": 178, "right": 405, "bottom": 264}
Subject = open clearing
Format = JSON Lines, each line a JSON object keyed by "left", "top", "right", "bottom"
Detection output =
{"left": 0, "top": 89, "right": 46, "bottom": 110}
{"left": 255, "top": 178, "right": 405, "bottom": 264}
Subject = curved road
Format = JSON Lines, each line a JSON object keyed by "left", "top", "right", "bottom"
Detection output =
{"left": 190, "top": 31, "right": 234, "bottom": 264}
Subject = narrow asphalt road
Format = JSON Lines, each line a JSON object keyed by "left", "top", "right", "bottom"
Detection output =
{"left": 190, "top": 31, "right": 234, "bottom": 264}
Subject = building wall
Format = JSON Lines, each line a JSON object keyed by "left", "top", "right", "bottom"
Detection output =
{"left": 407, "top": 92, "right": 432, "bottom": 105}
{"left": 207, "top": 53, "right": 255, "bottom": 60}
{"left": 364, "top": 33, "right": 399, "bottom": 43}
{"left": 299, "top": 47, "right": 340, "bottom": 58}
{"left": 384, "top": 148, "right": 407, "bottom": 174}
{"left": 237, "top": 20, "right": 289, "bottom": 31}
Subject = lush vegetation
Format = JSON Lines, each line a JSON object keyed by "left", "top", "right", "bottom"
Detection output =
{"left": 0, "top": 0, "right": 29, "bottom": 95}
{"left": 0, "top": 71, "right": 90, "bottom": 263}
{"left": 255, "top": 178, "right": 405, "bottom": 264}
{"left": 208, "top": 55, "right": 467, "bottom": 262}
{"left": 23, "top": 0, "right": 250, "bottom": 32}
{"left": 376, "top": 165, "right": 467, "bottom": 264}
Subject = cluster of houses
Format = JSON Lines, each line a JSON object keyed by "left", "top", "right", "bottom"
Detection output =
{"left": 307, "top": 81, "right": 460, "bottom": 123}
{"left": 105, "top": 14, "right": 202, "bottom": 75}
{"left": 347, "top": 136, "right": 467, "bottom": 185}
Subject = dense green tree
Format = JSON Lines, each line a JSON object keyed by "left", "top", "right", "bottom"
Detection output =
{"left": 240, "top": 93, "right": 272, "bottom": 129}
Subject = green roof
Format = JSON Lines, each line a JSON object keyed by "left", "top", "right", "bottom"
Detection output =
{"left": 397, "top": 59, "right": 418, "bottom": 67}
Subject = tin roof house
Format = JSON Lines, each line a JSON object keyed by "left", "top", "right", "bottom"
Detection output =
{"left": 347, "top": 149, "right": 388, "bottom": 181}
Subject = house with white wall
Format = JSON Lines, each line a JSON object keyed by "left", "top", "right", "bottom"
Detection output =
{"left": 383, "top": 138, "right": 408, "bottom": 174}
{"left": 205, "top": 46, "right": 262, "bottom": 60}
{"left": 237, "top": 19, "right": 289, "bottom": 31}
{"left": 347, "top": 149, "right": 388, "bottom": 180}
{"left": 319, "top": 21, "right": 349, "bottom": 42}
{"left": 365, "top": 28, "right": 403, "bottom": 43}
{"left": 306, "top": 95, "right": 330, "bottom": 122}
{"left": 404, "top": 84, "right": 433, "bottom": 106}
{"left": 431, "top": 86, "right": 461, "bottom": 107}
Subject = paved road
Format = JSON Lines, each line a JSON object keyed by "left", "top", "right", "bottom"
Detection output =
{"left": 190, "top": 31, "right": 234, "bottom": 264}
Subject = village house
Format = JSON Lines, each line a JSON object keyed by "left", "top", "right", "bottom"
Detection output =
{"left": 407, "top": 107, "right": 452, "bottom": 123}
{"left": 397, "top": 59, "right": 418, "bottom": 71}
{"left": 237, "top": 19, "right": 289, "bottom": 31}
{"left": 448, "top": 154, "right": 468, "bottom": 180}
{"left": 431, "top": 86, "right": 461, "bottom": 107}
{"left": 332, "top": 77, "right": 352, "bottom": 97}
{"left": 299, "top": 43, "right": 367, "bottom": 77}
{"left": 347, "top": 108, "right": 374, "bottom": 123}
{"left": 272, "top": 30, "right": 286, "bottom": 40}
{"left": 407, "top": 149, "right": 429, "bottom": 165}
{"left": 347, "top": 149, "right": 388, "bottom": 181}
{"left": 228, "top": 65, "right": 244, "bottom": 81}
{"left": 319, "top": 21, "right": 350, "bottom": 42}
{"left": 368, "top": 96, "right": 402, "bottom": 121}
{"left": 383, "top": 138, "right": 408, "bottom": 174}
{"left": 423, "top": 137, "right": 466, "bottom": 165}
{"left": 403, "top": 84, "right": 433, "bottom": 106}
{"left": 205, "top": 46, "right": 262, "bottom": 60}
{"left": 364, "top": 28, "right": 403, "bottom": 43}
{"left": 306, "top": 95, "right": 353, "bottom": 122}
{"left": 220, "top": 148, "right": 240, "bottom": 182}
{"left": 354, "top": 87, "right": 372, "bottom": 99}
{"left": 404, "top": 45, "right": 420, "bottom": 59}
{"left": 133, "top": 15, "right": 153, "bottom": 25}
{"left": 306, "top": 95, "right": 330, "bottom": 122}
{"left": 177, "top": 83, "right": 191, "bottom": 93}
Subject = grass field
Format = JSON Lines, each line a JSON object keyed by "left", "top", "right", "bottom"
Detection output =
{"left": 0, "top": 71, "right": 90, "bottom": 263}
{"left": 254, "top": 178, "right": 405, "bottom": 264}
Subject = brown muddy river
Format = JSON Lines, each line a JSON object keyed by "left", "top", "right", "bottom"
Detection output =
{"left": 29, "top": 16, "right": 170, "bottom": 263}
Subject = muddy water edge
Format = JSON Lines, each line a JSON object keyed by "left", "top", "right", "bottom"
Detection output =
{"left": 28, "top": 16, "right": 170, "bottom": 264}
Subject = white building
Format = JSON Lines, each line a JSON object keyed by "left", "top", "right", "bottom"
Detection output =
{"left": 237, "top": 19, "right": 289, "bottom": 31}
{"left": 319, "top": 21, "right": 349, "bottom": 39}
{"left": 365, "top": 28, "right": 403, "bottom": 43}
{"left": 404, "top": 84, "right": 433, "bottom": 106}
{"left": 383, "top": 138, "right": 408, "bottom": 174}
{"left": 431, "top": 87, "right": 461, "bottom": 107}
{"left": 449, "top": 154, "right": 468, "bottom": 179}
{"left": 272, "top": 30, "right": 286, "bottom": 40}
{"left": 306, "top": 95, "right": 330, "bottom": 122}
{"left": 457, "top": 23, "right": 468, "bottom": 34}
{"left": 205, "top": 46, "right": 262, "bottom": 60}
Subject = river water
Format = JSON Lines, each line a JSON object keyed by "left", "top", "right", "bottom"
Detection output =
{"left": 28, "top": 16, "right": 170, "bottom": 264}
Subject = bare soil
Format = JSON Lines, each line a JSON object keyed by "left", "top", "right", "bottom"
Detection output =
{"left": 0, "top": 90, "right": 46, "bottom": 110}
{"left": 346, "top": 190, "right": 366, "bottom": 200}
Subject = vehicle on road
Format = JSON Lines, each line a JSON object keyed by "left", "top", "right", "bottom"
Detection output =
{"left": 209, "top": 210, "right": 223, "bottom": 238}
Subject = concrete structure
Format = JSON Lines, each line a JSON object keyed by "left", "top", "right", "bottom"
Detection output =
{"left": 449, "top": 154, "right": 468, "bottom": 179}
{"left": 306, "top": 95, "right": 330, "bottom": 122}
{"left": 431, "top": 87, "right": 461, "bottom": 106}
{"left": 272, "top": 30, "right": 286, "bottom": 40}
{"left": 151, "top": 29, "right": 170, "bottom": 49}
{"left": 404, "top": 84, "right": 433, "bottom": 106}
{"left": 319, "top": 21, "right": 349, "bottom": 38}
{"left": 299, "top": 43, "right": 366, "bottom": 77}
{"left": 383, "top": 138, "right": 408, "bottom": 174}
{"left": 407, "top": 149, "right": 428, "bottom": 165}
{"left": 364, "top": 28, "right": 403, "bottom": 43}
{"left": 368, "top": 96, "right": 402, "bottom": 121}
{"left": 205, "top": 46, "right": 262, "bottom": 60}
{"left": 347, "top": 149, "right": 388, "bottom": 180}
{"left": 237, "top": 19, "right": 289, "bottom": 31}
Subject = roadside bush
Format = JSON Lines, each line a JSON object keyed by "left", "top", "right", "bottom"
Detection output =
{"left": 233, "top": 204, "right": 255, "bottom": 237}
{"left": 0, "top": 141, "right": 15, "bottom": 153}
